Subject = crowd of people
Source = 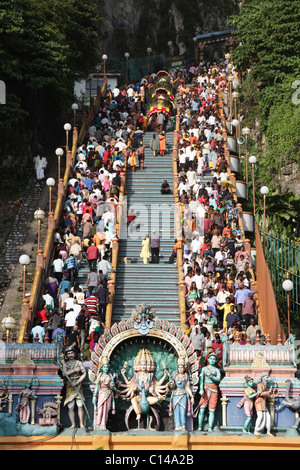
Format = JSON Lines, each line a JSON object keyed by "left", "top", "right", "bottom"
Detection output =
{"left": 172, "top": 60, "right": 262, "bottom": 369}
{"left": 29, "top": 59, "right": 263, "bottom": 374}
{"left": 30, "top": 80, "right": 151, "bottom": 359}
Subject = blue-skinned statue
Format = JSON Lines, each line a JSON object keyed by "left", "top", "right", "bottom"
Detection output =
{"left": 195, "top": 351, "right": 221, "bottom": 432}
{"left": 169, "top": 355, "right": 194, "bottom": 431}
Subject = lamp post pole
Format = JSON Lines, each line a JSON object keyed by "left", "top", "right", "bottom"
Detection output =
{"left": 102, "top": 54, "right": 108, "bottom": 76}
{"left": 46, "top": 177, "right": 55, "bottom": 214}
{"left": 19, "top": 254, "right": 30, "bottom": 302}
{"left": 282, "top": 277, "right": 293, "bottom": 337}
{"left": 55, "top": 148, "right": 64, "bottom": 182}
{"left": 64, "top": 123, "right": 71, "bottom": 152}
{"left": 71, "top": 103, "right": 78, "bottom": 128}
{"left": 260, "top": 185, "right": 269, "bottom": 251}
{"left": 34, "top": 208, "right": 45, "bottom": 253}
{"left": 147, "top": 48, "right": 152, "bottom": 74}
{"left": 242, "top": 127, "right": 250, "bottom": 184}
{"left": 167, "top": 41, "right": 173, "bottom": 69}
{"left": 249, "top": 156, "right": 257, "bottom": 216}
{"left": 124, "top": 52, "right": 130, "bottom": 83}
{"left": 80, "top": 88, "right": 86, "bottom": 114}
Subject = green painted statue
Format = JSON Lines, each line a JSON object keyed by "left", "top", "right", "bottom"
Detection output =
{"left": 194, "top": 351, "right": 221, "bottom": 432}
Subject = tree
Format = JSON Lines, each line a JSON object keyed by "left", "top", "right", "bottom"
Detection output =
{"left": 0, "top": 0, "right": 102, "bottom": 162}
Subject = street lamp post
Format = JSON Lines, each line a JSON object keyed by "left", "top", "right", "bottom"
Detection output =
{"left": 282, "top": 278, "right": 293, "bottom": 337}
{"left": 102, "top": 54, "right": 108, "bottom": 76}
{"left": 88, "top": 74, "right": 93, "bottom": 107}
{"left": 228, "top": 75, "right": 234, "bottom": 120}
{"left": 249, "top": 156, "right": 257, "bottom": 216}
{"left": 167, "top": 41, "right": 173, "bottom": 68}
{"left": 34, "top": 208, "right": 45, "bottom": 253}
{"left": 71, "top": 103, "right": 78, "bottom": 128}
{"left": 232, "top": 91, "right": 239, "bottom": 119}
{"left": 1, "top": 314, "right": 16, "bottom": 344}
{"left": 46, "top": 177, "right": 55, "bottom": 214}
{"left": 80, "top": 87, "right": 86, "bottom": 113}
{"left": 19, "top": 254, "right": 30, "bottom": 302}
{"left": 124, "top": 52, "right": 130, "bottom": 83}
{"left": 96, "top": 64, "right": 101, "bottom": 92}
{"left": 193, "top": 37, "right": 198, "bottom": 61}
{"left": 242, "top": 126, "right": 250, "bottom": 184}
{"left": 260, "top": 185, "right": 269, "bottom": 250}
{"left": 64, "top": 123, "right": 72, "bottom": 152}
{"left": 55, "top": 147, "right": 64, "bottom": 182}
{"left": 147, "top": 47, "right": 152, "bottom": 74}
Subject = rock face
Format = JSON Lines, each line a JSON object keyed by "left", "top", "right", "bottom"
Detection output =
{"left": 96, "top": 0, "right": 236, "bottom": 57}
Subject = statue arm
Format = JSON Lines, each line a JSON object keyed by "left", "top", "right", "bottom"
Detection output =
{"left": 120, "top": 369, "right": 130, "bottom": 385}
{"left": 156, "top": 371, "right": 168, "bottom": 386}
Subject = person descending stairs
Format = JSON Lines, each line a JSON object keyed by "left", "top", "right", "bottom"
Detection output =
{"left": 113, "top": 129, "right": 181, "bottom": 325}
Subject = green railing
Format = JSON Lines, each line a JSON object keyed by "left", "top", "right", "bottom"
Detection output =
{"left": 259, "top": 227, "right": 300, "bottom": 318}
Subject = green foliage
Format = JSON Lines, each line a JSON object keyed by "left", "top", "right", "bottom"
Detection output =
{"left": 229, "top": 0, "right": 300, "bottom": 210}
{"left": 0, "top": 0, "right": 102, "bottom": 160}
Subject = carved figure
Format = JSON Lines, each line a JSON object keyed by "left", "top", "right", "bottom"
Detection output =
{"left": 92, "top": 356, "right": 116, "bottom": 431}
{"left": 254, "top": 372, "right": 274, "bottom": 437}
{"left": 62, "top": 345, "right": 87, "bottom": 429}
{"left": 169, "top": 356, "right": 194, "bottom": 431}
{"left": 37, "top": 401, "right": 60, "bottom": 426}
{"left": 118, "top": 349, "right": 170, "bottom": 429}
{"left": 282, "top": 380, "right": 300, "bottom": 429}
{"left": 195, "top": 351, "right": 221, "bottom": 432}
{"left": 237, "top": 376, "right": 262, "bottom": 434}
{"left": 15, "top": 381, "right": 35, "bottom": 424}
{"left": 0, "top": 385, "right": 8, "bottom": 412}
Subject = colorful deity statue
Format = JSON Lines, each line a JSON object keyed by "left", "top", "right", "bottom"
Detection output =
{"left": 195, "top": 351, "right": 221, "bottom": 432}
{"left": 15, "top": 380, "right": 35, "bottom": 424}
{"left": 118, "top": 349, "right": 170, "bottom": 428}
{"left": 92, "top": 355, "right": 116, "bottom": 431}
{"left": 237, "top": 375, "right": 262, "bottom": 434}
{"left": 62, "top": 345, "right": 87, "bottom": 429}
{"left": 169, "top": 355, "right": 194, "bottom": 431}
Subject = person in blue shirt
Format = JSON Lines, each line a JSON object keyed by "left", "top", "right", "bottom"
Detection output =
{"left": 58, "top": 277, "right": 71, "bottom": 299}
{"left": 30, "top": 321, "right": 45, "bottom": 344}
{"left": 234, "top": 282, "right": 252, "bottom": 322}
{"left": 64, "top": 255, "right": 78, "bottom": 284}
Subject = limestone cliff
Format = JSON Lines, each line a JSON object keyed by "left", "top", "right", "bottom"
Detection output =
{"left": 95, "top": 0, "right": 237, "bottom": 59}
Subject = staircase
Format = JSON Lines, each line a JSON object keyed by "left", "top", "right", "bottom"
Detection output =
{"left": 112, "top": 130, "right": 181, "bottom": 325}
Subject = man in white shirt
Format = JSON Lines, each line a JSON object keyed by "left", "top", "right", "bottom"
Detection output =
{"left": 178, "top": 179, "right": 189, "bottom": 196}
{"left": 52, "top": 255, "right": 64, "bottom": 283}
{"left": 186, "top": 145, "right": 197, "bottom": 168}
{"left": 186, "top": 167, "right": 197, "bottom": 189}
{"left": 97, "top": 257, "right": 112, "bottom": 277}
{"left": 62, "top": 293, "right": 76, "bottom": 315}
{"left": 179, "top": 150, "right": 187, "bottom": 171}
{"left": 64, "top": 309, "right": 79, "bottom": 336}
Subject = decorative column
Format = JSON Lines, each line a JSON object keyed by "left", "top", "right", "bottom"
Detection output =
{"left": 221, "top": 395, "right": 229, "bottom": 427}
{"left": 30, "top": 394, "right": 37, "bottom": 425}
{"left": 55, "top": 394, "right": 63, "bottom": 425}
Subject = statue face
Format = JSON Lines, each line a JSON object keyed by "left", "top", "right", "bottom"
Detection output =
{"left": 207, "top": 354, "right": 217, "bottom": 366}
{"left": 140, "top": 361, "right": 147, "bottom": 372}
{"left": 102, "top": 364, "right": 109, "bottom": 374}
{"left": 66, "top": 350, "right": 75, "bottom": 361}
{"left": 178, "top": 365, "right": 185, "bottom": 374}
{"left": 248, "top": 379, "right": 254, "bottom": 388}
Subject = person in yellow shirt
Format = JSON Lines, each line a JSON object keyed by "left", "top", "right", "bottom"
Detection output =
{"left": 218, "top": 297, "right": 236, "bottom": 331}
{"left": 224, "top": 303, "right": 239, "bottom": 332}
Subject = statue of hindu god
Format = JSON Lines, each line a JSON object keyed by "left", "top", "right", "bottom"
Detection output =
{"left": 117, "top": 348, "right": 170, "bottom": 427}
